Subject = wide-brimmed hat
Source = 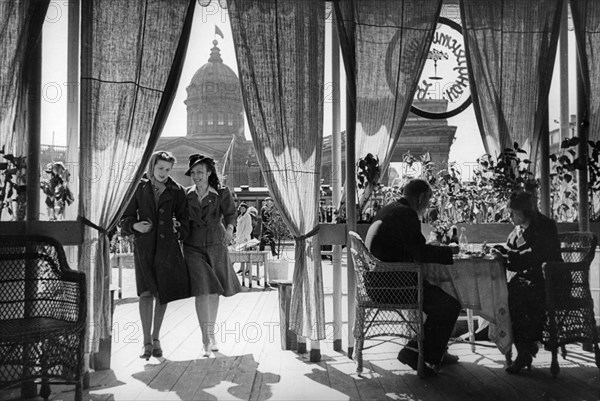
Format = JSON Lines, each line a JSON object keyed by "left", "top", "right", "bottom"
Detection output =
{"left": 264, "top": 196, "right": 273, "bottom": 202}
{"left": 238, "top": 202, "right": 248, "bottom": 210}
{"left": 185, "top": 154, "right": 209, "bottom": 176}
{"left": 247, "top": 206, "right": 258, "bottom": 217}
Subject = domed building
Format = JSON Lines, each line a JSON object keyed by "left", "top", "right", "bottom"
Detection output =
{"left": 157, "top": 39, "right": 260, "bottom": 188}
{"left": 157, "top": 40, "right": 455, "bottom": 191}
{"left": 185, "top": 40, "right": 244, "bottom": 143}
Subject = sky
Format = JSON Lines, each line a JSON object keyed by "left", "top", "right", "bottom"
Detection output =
{"left": 40, "top": 2, "right": 577, "bottom": 181}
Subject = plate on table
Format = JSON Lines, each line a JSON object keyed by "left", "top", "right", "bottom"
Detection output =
{"left": 464, "top": 251, "right": 485, "bottom": 259}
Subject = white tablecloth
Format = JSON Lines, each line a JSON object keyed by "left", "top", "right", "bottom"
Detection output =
{"left": 424, "top": 256, "right": 513, "bottom": 354}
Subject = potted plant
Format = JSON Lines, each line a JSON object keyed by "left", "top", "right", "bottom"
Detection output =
{"left": 0, "top": 148, "right": 27, "bottom": 221}
{"left": 356, "top": 153, "right": 381, "bottom": 222}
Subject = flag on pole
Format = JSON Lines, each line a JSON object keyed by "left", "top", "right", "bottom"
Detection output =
{"left": 215, "top": 25, "right": 224, "bottom": 39}
{"left": 220, "top": 135, "right": 236, "bottom": 182}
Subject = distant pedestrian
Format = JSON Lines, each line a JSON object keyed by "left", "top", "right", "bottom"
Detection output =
{"left": 259, "top": 197, "right": 278, "bottom": 257}
{"left": 235, "top": 202, "right": 252, "bottom": 245}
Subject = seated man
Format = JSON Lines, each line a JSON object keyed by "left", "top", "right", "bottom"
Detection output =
{"left": 366, "top": 178, "right": 460, "bottom": 375}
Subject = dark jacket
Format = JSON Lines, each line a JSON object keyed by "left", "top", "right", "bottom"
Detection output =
{"left": 506, "top": 211, "right": 562, "bottom": 282}
{"left": 369, "top": 198, "right": 453, "bottom": 264}
{"left": 121, "top": 175, "right": 190, "bottom": 304}
{"left": 183, "top": 185, "right": 236, "bottom": 249}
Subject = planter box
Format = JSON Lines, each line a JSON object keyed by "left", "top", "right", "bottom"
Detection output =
{"left": 267, "top": 259, "right": 290, "bottom": 282}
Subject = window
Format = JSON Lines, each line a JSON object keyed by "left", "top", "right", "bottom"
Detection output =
{"left": 228, "top": 113, "right": 233, "bottom": 126}
{"left": 207, "top": 113, "right": 213, "bottom": 125}
{"left": 218, "top": 113, "right": 224, "bottom": 125}
{"left": 199, "top": 113, "right": 203, "bottom": 126}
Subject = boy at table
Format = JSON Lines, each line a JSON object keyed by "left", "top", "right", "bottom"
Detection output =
{"left": 366, "top": 179, "right": 460, "bottom": 375}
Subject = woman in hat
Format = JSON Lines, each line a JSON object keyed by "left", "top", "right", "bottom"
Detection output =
{"left": 121, "top": 151, "right": 190, "bottom": 360}
{"left": 236, "top": 202, "right": 252, "bottom": 245}
{"left": 183, "top": 154, "right": 242, "bottom": 357}
{"left": 493, "top": 190, "right": 561, "bottom": 373}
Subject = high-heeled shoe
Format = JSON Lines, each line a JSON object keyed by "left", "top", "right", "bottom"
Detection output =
{"left": 152, "top": 339, "right": 163, "bottom": 358}
{"left": 202, "top": 344, "right": 211, "bottom": 357}
{"left": 209, "top": 337, "right": 219, "bottom": 352}
{"left": 140, "top": 343, "right": 153, "bottom": 360}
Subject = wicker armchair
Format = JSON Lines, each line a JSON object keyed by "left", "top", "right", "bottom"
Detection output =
{"left": 543, "top": 231, "right": 600, "bottom": 377}
{"left": 0, "top": 235, "right": 86, "bottom": 401}
{"left": 348, "top": 231, "right": 425, "bottom": 377}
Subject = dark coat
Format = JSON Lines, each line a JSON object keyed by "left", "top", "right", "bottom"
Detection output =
{"left": 183, "top": 185, "right": 241, "bottom": 296}
{"left": 121, "top": 176, "right": 190, "bottom": 304}
{"left": 184, "top": 186, "right": 236, "bottom": 248}
{"left": 369, "top": 198, "right": 453, "bottom": 264}
{"left": 506, "top": 211, "right": 562, "bottom": 281}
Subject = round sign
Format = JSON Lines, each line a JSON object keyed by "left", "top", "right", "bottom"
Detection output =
{"left": 410, "top": 17, "right": 472, "bottom": 119}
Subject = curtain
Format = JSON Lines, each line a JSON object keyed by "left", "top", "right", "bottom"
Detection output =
{"left": 571, "top": 0, "right": 600, "bottom": 142}
{"left": 228, "top": 0, "right": 326, "bottom": 340}
{"left": 80, "top": 0, "right": 195, "bottom": 351}
{"left": 460, "top": 0, "right": 562, "bottom": 161}
{"left": 0, "top": 0, "right": 49, "bottom": 156}
{"left": 334, "top": 0, "right": 443, "bottom": 195}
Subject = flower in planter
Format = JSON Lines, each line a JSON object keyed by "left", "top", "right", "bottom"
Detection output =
{"left": 0, "top": 148, "right": 27, "bottom": 221}
{"left": 40, "top": 161, "right": 74, "bottom": 221}
{"left": 357, "top": 153, "right": 381, "bottom": 222}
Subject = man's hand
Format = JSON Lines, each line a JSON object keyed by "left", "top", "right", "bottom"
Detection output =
{"left": 449, "top": 244, "right": 460, "bottom": 255}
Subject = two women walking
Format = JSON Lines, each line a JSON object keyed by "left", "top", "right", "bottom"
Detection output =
{"left": 121, "top": 151, "right": 241, "bottom": 360}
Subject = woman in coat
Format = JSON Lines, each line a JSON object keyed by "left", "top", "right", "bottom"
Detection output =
{"left": 235, "top": 202, "right": 253, "bottom": 245}
{"left": 121, "top": 151, "right": 190, "bottom": 360}
{"left": 495, "top": 191, "right": 562, "bottom": 373}
{"left": 182, "top": 154, "right": 241, "bottom": 357}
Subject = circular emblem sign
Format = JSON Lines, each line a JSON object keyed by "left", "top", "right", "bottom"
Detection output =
{"left": 410, "top": 17, "right": 471, "bottom": 119}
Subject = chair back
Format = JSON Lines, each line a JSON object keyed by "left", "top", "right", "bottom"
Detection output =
{"left": 0, "top": 235, "right": 83, "bottom": 323}
{"left": 558, "top": 231, "right": 598, "bottom": 265}
{"left": 348, "top": 231, "right": 422, "bottom": 307}
{"left": 545, "top": 231, "right": 598, "bottom": 307}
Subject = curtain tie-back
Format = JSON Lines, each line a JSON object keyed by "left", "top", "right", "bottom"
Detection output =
{"left": 78, "top": 215, "right": 109, "bottom": 236}
{"left": 294, "top": 225, "right": 320, "bottom": 242}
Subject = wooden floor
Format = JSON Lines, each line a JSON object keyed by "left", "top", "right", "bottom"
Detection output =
{"left": 2, "top": 254, "right": 600, "bottom": 401}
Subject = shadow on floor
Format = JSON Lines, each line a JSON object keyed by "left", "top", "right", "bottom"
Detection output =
{"left": 131, "top": 354, "right": 280, "bottom": 401}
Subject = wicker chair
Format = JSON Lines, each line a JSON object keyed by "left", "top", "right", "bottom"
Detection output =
{"left": 0, "top": 235, "right": 86, "bottom": 401}
{"left": 543, "top": 231, "right": 600, "bottom": 377}
{"left": 348, "top": 231, "right": 425, "bottom": 377}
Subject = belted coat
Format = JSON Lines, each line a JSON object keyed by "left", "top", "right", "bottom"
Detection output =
{"left": 121, "top": 175, "right": 190, "bottom": 304}
{"left": 183, "top": 185, "right": 241, "bottom": 296}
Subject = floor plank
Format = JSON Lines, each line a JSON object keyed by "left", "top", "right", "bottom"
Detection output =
{"left": 4, "top": 260, "right": 600, "bottom": 401}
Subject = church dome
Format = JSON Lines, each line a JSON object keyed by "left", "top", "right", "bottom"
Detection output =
{"left": 187, "top": 40, "right": 242, "bottom": 104}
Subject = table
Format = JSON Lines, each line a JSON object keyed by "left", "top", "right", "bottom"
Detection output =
{"left": 228, "top": 250, "right": 270, "bottom": 288}
{"left": 424, "top": 255, "right": 513, "bottom": 355}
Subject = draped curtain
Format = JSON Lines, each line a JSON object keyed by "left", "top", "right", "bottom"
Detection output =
{"left": 460, "top": 0, "right": 563, "bottom": 161}
{"left": 334, "top": 0, "right": 443, "bottom": 189}
{"left": 571, "top": 0, "right": 600, "bottom": 142}
{"left": 228, "top": 0, "right": 326, "bottom": 340}
{"left": 0, "top": 0, "right": 49, "bottom": 156}
{"left": 80, "top": 0, "right": 195, "bottom": 351}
